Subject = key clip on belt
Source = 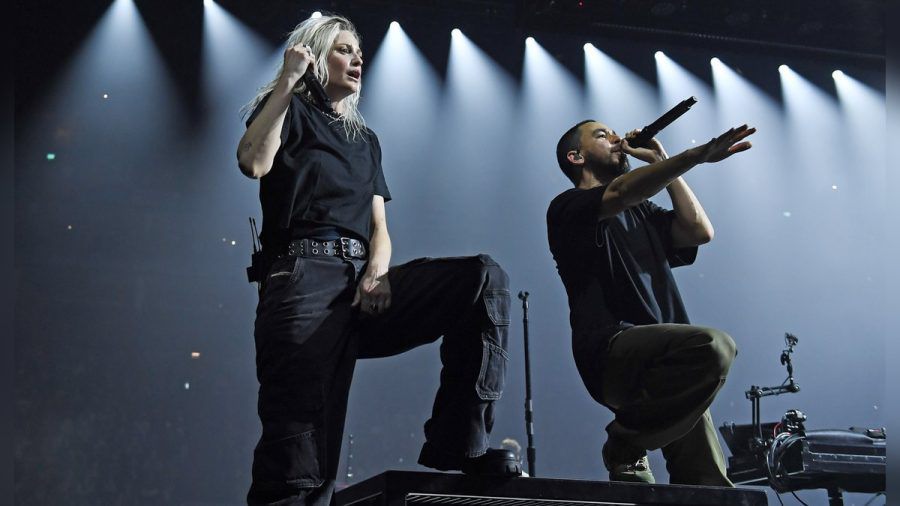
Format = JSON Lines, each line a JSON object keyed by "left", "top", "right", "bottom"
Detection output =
{"left": 339, "top": 237, "right": 353, "bottom": 259}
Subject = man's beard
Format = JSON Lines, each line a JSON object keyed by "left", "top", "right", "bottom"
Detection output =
{"left": 587, "top": 152, "right": 631, "bottom": 181}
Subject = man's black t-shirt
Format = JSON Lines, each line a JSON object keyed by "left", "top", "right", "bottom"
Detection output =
{"left": 246, "top": 94, "right": 391, "bottom": 250}
{"left": 546, "top": 185, "right": 698, "bottom": 389}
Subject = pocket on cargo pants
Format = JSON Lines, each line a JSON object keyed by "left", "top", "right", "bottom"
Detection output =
{"left": 252, "top": 368, "right": 326, "bottom": 492}
{"left": 251, "top": 426, "right": 324, "bottom": 490}
{"left": 475, "top": 288, "right": 510, "bottom": 400}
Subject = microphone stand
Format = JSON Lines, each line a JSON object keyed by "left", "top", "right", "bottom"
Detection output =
{"left": 518, "top": 291, "right": 537, "bottom": 476}
{"left": 344, "top": 433, "right": 355, "bottom": 483}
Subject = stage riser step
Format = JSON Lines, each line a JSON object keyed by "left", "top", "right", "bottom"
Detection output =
{"left": 409, "top": 495, "right": 632, "bottom": 506}
{"left": 335, "top": 471, "right": 768, "bottom": 506}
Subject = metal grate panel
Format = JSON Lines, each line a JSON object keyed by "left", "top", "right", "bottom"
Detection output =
{"left": 408, "top": 493, "right": 636, "bottom": 506}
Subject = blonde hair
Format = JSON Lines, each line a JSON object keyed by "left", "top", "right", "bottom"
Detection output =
{"left": 500, "top": 438, "right": 522, "bottom": 455}
{"left": 241, "top": 13, "right": 366, "bottom": 140}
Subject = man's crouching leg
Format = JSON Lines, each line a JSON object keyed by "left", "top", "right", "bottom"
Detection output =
{"left": 601, "top": 324, "right": 737, "bottom": 485}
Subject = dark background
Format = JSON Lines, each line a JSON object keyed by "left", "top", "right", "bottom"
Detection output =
{"left": 14, "top": 1, "right": 887, "bottom": 505}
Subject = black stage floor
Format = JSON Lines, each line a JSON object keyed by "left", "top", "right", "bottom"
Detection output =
{"left": 335, "top": 471, "right": 768, "bottom": 506}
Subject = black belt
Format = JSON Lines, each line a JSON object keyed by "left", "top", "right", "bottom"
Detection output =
{"left": 286, "top": 237, "right": 367, "bottom": 259}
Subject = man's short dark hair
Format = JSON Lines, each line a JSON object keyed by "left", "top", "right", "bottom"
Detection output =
{"left": 556, "top": 120, "right": 594, "bottom": 186}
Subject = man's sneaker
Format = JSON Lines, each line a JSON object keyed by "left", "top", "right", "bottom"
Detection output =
{"left": 602, "top": 441, "right": 656, "bottom": 484}
{"left": 419, "top": 442, "right": 522, "bottom": 477}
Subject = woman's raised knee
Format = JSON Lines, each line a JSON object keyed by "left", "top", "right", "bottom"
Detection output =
{"left": 476, "top": 254, "right": 509, "bottom": 287}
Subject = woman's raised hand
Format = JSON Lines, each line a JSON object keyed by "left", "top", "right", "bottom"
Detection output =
{"left": 280, "top": 43, "right": 316, "bottom": 86}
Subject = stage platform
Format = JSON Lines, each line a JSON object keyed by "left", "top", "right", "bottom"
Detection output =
{"left": 334, "top": 471, "right": 768, "bottom": 506}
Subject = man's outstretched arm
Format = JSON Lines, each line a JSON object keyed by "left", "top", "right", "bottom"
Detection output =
{"left": 599, "top": 125, "right": 755, "bottom": 221}
{"left": 667, "top": 176, "right": 714, "bottom": 247}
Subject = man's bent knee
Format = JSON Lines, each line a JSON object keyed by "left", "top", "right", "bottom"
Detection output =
{"left": 700, "top": 327, "right": 737, "bottom": 377}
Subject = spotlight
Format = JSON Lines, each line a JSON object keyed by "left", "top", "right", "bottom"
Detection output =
{"left": 584, "top": 42, "right": 595, "bottom": 51}
{"left": 451, "top": 28, "right": 461, "bottom": 37}
{"left": 710, "top": 57, "right": 721, "bottom": 66}
{"left": 203, "top": 0, "right": 213, "bottom": 6}
{"left": 525, "top": 36, "right": 535, "bottom": 45}
{"left": 310, "top": 11, "right": 322, "bottom": 18}
{"left": 779, "top": 64, "right": 789, "bottom": 73}
{"left": 655, "top": 51, "right": 665, "bottom": 59}
{"left": 832, "top": 70, "right": 844, "bottom": 79}
{"left": 390, "top": 21, "right": 400, "bottom": 29}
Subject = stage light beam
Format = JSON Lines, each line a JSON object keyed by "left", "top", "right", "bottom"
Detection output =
{"left": 359, "top": 17, "right": 441, "bottom": 221}
{"left": 832, "top": 70, "right": 886, "bottom": 186}
{"left": 522, "top": 35, "right": 583, "bottom": 188}
{"left": 583, "top": 43, "right": 656, "bottom": 134}
{"left": 654, "top": 50, "right": 715, "bottom": 150}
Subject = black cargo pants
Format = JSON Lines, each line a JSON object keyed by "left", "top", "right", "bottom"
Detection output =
{"left": 247, "top": 254, "right": 510, "bottom": 506}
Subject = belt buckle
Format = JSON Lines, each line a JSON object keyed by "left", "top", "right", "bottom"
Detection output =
{"left": 339, "top": 237, "right": 352, "bottom": 259}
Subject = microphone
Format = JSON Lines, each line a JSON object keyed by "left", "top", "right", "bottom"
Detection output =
{"left": 627, "top": 96, "right": 698, "bottom": 148}
{"left": 302, "top": 69, "right": 334, "bottom": 113}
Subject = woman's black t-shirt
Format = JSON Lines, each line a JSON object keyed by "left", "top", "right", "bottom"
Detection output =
{"left": 246, "top": 93, "right": 391, "bottom": 251}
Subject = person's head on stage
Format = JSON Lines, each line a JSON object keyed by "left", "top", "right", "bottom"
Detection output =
{"left": 500, "top": 438, "right": 523, "bottom": 463}
{"left": 246, "top": 13, "right": 366, "bottom": 139}
{"left": 556, "top": 120, "right": 631, "bottom": 188}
